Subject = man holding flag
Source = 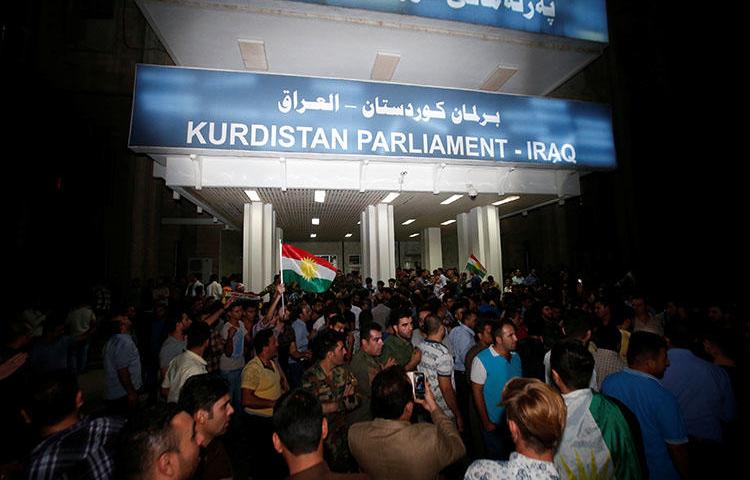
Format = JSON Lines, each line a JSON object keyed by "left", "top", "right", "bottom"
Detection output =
{"left": 465, "top": 254, "right": 487, "bottom": 292}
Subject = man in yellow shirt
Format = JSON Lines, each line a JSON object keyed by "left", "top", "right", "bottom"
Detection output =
{"left": 241, "top": 328, "right": 289, "bottom": 479}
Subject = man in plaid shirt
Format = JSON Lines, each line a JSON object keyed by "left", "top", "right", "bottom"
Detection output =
{"left": 26, "top": 371, "right": 124, "bottom": 479}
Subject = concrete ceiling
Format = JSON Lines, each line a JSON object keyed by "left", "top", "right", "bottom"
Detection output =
{"left": 184, "top": 187, "right": 555, "bottom": 241}
{"left": 136, "top": 0, "right": 605, "bottom": 96}
{"left": 136, "top": 0, "right": 603, "bottom": 238}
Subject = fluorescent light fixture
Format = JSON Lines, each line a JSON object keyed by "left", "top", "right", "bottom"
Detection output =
{"left": 401, "top": 219, "right": 416, "bottom": 225}
{"left": 244, "top": 190, "right": 261, "bottom": 201}
{"left": 381, "top": 192, "right": 400, "bottom": 203}
{"left": 314, "top": 190, "right": 326, "bottom": 203}
{"left": 238, "top": 39, "right": 268, "bottom": 71}
{"left": 409, "top": 233, "right": 420, "bottom": 238}
{"left": 371, "top": 52, "right": 401, "bottom": 81}
{"left": 441, "top": 219, "right": 456, "bottom": 226}
{"left": 440, "top": 194, "right": 463, "bottom": 205}
{"left": 492, "top": 195, "right": 520, "bottom": 206}
{"left": 480, "top": 65, "right": 518, "bottom": 91}
{"left": 345, "top": 233, "right": 353, "bottom": 238}
{"left": 357, "top": 221, "right": 361, "bottom": 225}
{"left": 310, "top": 233, "right": 317, "bottom": 238}
{"left": 312, "top": 218, "right": 320, "bottom": 225}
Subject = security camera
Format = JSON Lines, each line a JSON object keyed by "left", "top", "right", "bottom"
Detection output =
{"left": 468, "top": 185, "right": 478, "bottom": 200}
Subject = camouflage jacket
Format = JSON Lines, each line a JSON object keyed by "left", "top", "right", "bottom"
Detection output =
{"left": 301, "top": 362, "right": 360, "bottom": 472}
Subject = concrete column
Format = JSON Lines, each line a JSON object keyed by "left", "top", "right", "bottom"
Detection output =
{"left": 243, "top": 202, "right": 276, "bottom": 294}
{"left": 457, "top": 212, "right": 470, "bottom": 273}
{"left": 464, "top": 205, "right": 504, "bottom": 286}
{"left": 361, "top": 203, "right": 395, "bottom": 283}
{"left": 262, "top": 203, "right": 274, "bottom": 287}
{"left": 421, "top": 227, "right": 443, "bottom": 272}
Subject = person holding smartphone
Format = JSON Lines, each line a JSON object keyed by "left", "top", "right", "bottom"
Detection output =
{"left": 348, "top": 366, "right": 466, "bottom": 480}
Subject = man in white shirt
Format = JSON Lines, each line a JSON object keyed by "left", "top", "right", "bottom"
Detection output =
{"left": 205, "top": 274, "right": 222, "bottom": 301}
{"left": 163, "top": 322, "right": 211, "bottom": 403}
{"left": 221, "top": 303, "right": 250, "bottom": 411}
{"left": 185, "top": 273, "right": 204, "bottom": 298}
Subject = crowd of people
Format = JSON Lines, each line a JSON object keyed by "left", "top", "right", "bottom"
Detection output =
{"left": 1, "top": 266, "right": 747, "bottom": 479}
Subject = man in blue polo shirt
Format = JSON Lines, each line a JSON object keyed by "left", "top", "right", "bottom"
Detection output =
{"left": 602, "top": 331, "right": 689, "bottom": 480}
{"left": 470, "top": 319, "right": 521, "bottom": 460}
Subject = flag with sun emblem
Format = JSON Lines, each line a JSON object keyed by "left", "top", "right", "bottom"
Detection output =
{"left": 281, "top": 243, "right": 336, "bottom": 293}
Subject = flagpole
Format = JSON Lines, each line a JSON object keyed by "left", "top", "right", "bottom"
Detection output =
{"left": 279, "top": 239, "right": 285, "bottom": 312}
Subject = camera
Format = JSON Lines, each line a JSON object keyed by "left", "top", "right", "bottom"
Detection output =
{"left": 468, "top": 185, "right": 478, "bottom": 200}
{"left": 407, "top": 371, "right": 426, "bottom": 400}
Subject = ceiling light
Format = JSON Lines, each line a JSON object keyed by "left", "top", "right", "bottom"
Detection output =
{"left": 381, "top": 192, "right": 400, "bottom": 203}
{"left": 314, "top": 190, "right": 326, "bottom": 203}
{"left": 441, "top": 219, "right": 456, "bottom": 225}
{"left": 244, "top": 190, "right": 261, "bottom": 201}
{"left": 345, "top": 233, "right": 352, "bottom": 238}
{"left": 310, "top": 233, "right": 317, "bottom": 238}
{"left": 409, "top": 233, "right": 420, "bottom": 238}
{"left": 440, "top": 194, "right": 463, "bottom": 205}
{"left": 238, "top": 39, "right": 268, "bottom": 71}
{"left": 480, "top": 65, "right": 518, "bottom": 91}
{"left": 357, "top": 221, "right": 361, "bottom": 225}
{"left": 312, "top": 218, "right": 320, "bottom": 225}
{"left": 401, "top": 219, "right": 416, "bottom": 225}
{"left": 492, "top": 195, "right": 520, "bottom": 206}
{"left": 371, "top": 52, "right": 401, "bottom": 81}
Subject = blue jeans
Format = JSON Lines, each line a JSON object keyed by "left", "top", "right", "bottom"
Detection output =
{"left": 480, "top": 417, "right": 511, "bottom": 460}
{"left": 220, "top": 368, "right": 243, "bottom": 412}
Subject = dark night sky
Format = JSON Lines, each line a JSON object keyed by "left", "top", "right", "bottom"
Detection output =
{"left": 605, "top": 1, "right": 742, "bottom": 303}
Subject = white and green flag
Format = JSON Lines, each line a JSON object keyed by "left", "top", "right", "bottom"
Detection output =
{"left": 281, "top": 243, "right": 336, "bottom": 293}
{"left": 554, "top": 389, "right": 642, "bottom": 480}
{"left": 466, "top": 254, "right": 487, "bottom": 278}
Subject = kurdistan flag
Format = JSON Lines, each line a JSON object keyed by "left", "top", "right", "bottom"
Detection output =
{"left": 281, "top": 243, "right": 336, "bottom": 293}
{"left": 554, "top": 390, "right": 641, "bottom": 480}
{"left": 466, "top": 254, "right": 487, "bottom": 278}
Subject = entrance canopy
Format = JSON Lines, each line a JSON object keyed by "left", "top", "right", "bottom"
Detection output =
{"left": 132, "top": 0, "right": 613, "bottom": 243}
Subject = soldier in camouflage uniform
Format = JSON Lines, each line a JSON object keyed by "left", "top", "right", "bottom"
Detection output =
{"left": 302, "top": 329, "right": 360, "bottom": 472}
{"left": 348, "top": 322, "right": 397, "bottom": 424}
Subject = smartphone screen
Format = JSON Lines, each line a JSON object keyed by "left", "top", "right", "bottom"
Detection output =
{"left": 413, "top": 372, "right": 426, "bottom": 399}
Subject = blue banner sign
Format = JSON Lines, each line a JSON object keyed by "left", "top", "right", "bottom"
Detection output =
{"left": 290, "top": 0, "right": 607, "bottom": 43}
{"left": 129, "top": 65, "right": 616, "bottom": 169}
